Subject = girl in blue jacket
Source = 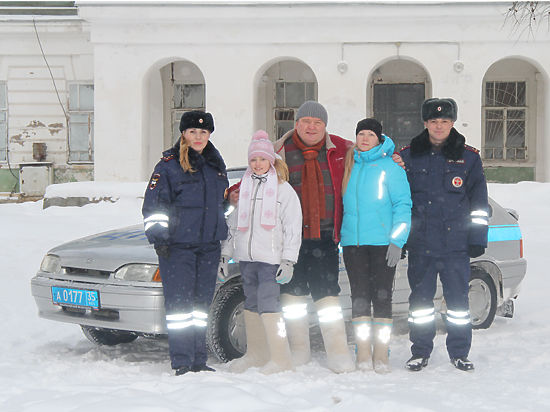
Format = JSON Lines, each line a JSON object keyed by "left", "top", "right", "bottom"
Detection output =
{"left": 340, "top": 118, "right": 412, "bottom": 373}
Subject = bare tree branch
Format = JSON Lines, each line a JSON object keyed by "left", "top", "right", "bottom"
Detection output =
{"left": 504, "top": 1, "right": 550, "bottom": 39}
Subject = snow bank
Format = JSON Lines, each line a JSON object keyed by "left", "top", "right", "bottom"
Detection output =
{"left": 0, "top": 181, "right": 549, "bottom": 411}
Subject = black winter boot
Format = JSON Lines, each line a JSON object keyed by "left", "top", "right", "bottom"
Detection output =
{"left": 191, "top": 364, "right": 215, "bottom": 372}
{"left": 405, "top": 355, "right": 429, "bottom": 371}
{"left": 175, "top": 366, "right": 191, "bottom": 376}
{"left": 451, "top": 357, "right": 474, "bottom": 371}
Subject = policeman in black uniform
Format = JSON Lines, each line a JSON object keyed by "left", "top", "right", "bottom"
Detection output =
{"left": 142, "top": 111, "right": 228, "bottom": 375}
{"left": 400, "top": 98, "right": 489, "bottom": 372}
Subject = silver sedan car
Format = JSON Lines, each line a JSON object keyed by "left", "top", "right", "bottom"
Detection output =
{"left": 31, "top": 169, "right": 526, "bottom": 360}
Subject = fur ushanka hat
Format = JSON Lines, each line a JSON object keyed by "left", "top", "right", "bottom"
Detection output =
{"left": 179, "top": 110, "right": 215, "bottom": 133}
{"left": 421, "top": 98, "right": 458, "bottom": 122}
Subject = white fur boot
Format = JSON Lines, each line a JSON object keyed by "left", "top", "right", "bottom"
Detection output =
{"left": 315, "top": 296, "right": 355, "bottom": 373}
{"left": 372, "top": 317, "right": 392, "bottom": 374}
{"left": 281, "top": 294, "right": 311, "bottom": 366}
{"left": 353, "top": 316, "right": 373, "bottom": 371}
{"left": 260, "top": 312, "right": 295, "bottom": 374}
{"left": 229, "top": 310, "right": 269, "bottom": 373}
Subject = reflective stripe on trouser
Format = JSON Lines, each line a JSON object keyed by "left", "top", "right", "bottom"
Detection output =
{"left": 407, "top": 253, "right": 472, "bottom": 358}
{"left": 158, "top": 241, "right": 220, "bottom": 369}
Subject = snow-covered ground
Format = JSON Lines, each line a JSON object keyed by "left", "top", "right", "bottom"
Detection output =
{"left": 1, "top": 181, "right": 548, "bottom": 412}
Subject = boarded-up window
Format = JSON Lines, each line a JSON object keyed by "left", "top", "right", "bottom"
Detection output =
{"left": 373, "top": 83, "right": 425, "bottom": 151}
{"left": 274, "top": 82, "right": 316, "bottom": 140}
{"left": 68, "top": 84, "right": 94, "bottom": 162}
{"left": 172, "top": 83, "right": 206, "bottom": 143}
{"left": 483, "top": 81, "right": 527, "bottom": 161}
{"left": 0, "top": 82, "right": 7, "bottom": 162}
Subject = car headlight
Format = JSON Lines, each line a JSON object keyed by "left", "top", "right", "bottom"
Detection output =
{"left": 40, "top": 255, "right": 61, "bottom": 273}
{"left": 114, "top": 264, "right": 160, "bottom": 282}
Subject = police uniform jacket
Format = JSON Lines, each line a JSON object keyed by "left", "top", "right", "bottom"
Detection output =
{"left": 142, "top": 140, "right": 228, "bottom": 247}
{"left": 399, "top": 128, "right": 488, "bottom": 257}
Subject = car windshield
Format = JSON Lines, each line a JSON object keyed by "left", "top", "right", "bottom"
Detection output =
{"left": 227, "top": 167, "right": 246, "bottom": 186}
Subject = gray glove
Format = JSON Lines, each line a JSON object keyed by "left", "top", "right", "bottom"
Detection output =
{"left": 275, "top": 260, "right": 294, "bottom": 284}
{"left": 385, "top": 243, "right": 402, "bottom": 267}
{"left": 217, "top": 255, "right": 230, "bottom": 282}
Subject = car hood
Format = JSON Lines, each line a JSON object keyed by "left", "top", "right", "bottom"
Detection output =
{"left": 48, "top": 225, "right": 158, "bottom": 272}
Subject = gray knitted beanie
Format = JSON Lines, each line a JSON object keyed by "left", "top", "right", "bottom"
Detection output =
{"left": 296, "top": 101, "right": 328, "bottom": 125}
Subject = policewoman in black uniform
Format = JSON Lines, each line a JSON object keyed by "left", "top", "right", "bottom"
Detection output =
{"left": 142, "top": 111, "right": 228, "bottom": 375}
{"left": 400, "top": 98, "right": 489, "bottom": 372}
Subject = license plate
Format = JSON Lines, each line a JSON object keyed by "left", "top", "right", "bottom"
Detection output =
{"left": 52, "top": 287, "right": 100, "bottom": 309}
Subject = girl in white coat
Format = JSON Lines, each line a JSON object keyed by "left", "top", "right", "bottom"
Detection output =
{"left": 220, "top": 130, "right": 302, "bottom": 374}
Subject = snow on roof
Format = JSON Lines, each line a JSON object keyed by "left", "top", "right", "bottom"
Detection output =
{"left": 44, "top": 181, "right": 147, "bottom": 200}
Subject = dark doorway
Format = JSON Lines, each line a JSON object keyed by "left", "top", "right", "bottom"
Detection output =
{"left": 373, "top": 83, "right": 425, "bottom": 150}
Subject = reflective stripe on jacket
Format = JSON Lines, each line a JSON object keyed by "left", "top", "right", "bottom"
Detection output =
{"left": 400, "top": 128, "right": 489, "bottom": 256}
{"left": 142, "top": 141, "right": 228, "bottom": 246}
{"left": 340, "top": 135, "right": 412, "bottom": 248}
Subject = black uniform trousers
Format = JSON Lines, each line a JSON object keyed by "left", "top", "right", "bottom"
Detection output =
{"left": 281, "top": 231, "right": 340, "bottom": 302}
{"left": 407, "top": 253, "right": 472, "bottom": 359}
{"left": 342, "top": 245, "right": 396, "bottom": 319}
{"left": 158, "top": 241, "right": 220, "bottom": 370}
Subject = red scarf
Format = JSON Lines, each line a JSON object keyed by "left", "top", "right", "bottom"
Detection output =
{"left": 292, "top": 131, "right": 326, "bottom": 239}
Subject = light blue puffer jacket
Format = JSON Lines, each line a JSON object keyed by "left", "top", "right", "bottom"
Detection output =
{"left": 340, "top": 135, "right": 412, "bottom": 248}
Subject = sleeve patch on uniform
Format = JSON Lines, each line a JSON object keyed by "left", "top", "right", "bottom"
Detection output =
{"left": 452, "top": 176, "right": 464, "bottom": 187}
{"left": 149, "top": 173, "right": 160, "bottom": 190}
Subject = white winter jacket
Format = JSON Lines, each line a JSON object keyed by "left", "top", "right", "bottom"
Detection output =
{"left": 222, "top": 179, "right": 302, "bottom": 265}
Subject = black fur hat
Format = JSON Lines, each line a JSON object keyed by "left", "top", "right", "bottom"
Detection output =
{"left": 421, "top": 98, "right": 458, "bottom": 122}
{"left": 356, "top": 118, "right": 384, "bottom": 142}
{"left": 179, "top": 111, "right": 215, "bottom": 133}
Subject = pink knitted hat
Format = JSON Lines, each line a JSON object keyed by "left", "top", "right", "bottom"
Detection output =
{"left": 248, "top": 130, "right": 275, "bottom": 164}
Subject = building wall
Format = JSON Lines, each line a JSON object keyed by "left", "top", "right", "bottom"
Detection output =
{"left": 2, "top": 2, "right": 550, "bottom": 189}
{"left": 77, "top": 1, "right": 550, "bottom": 182}
{"left": 0, "top": 19, "right": 93, "bottom": 192}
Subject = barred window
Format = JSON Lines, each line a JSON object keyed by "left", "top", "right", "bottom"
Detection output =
{"left": 0, "top": 82, "right": 7, "bottom": 162}
{"left": 274, "top": 82, "right": 316, "bottom": 140}
{"left": 172, "top": 83, "right": 205, "bottom": 143}
{"left": 68, "top": 84, "right": 94, "bottom": 162}
{"left": 483, "top": 81, "right": 527, "bottom": 161}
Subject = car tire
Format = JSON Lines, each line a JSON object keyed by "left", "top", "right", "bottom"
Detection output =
{"left": 469, "top": 269, "right": 497, "bottom": 330}
{"left": 207, "top": 282, "right": 246, "bottom": 362}
{"left": 81, "top": 326, "right": 138, "bottom": 346}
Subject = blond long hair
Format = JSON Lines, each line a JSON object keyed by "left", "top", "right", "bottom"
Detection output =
{"left": 341, "top": 145, "right": 357, "bottom": 195}
{"left": 274, "top": 157, "right": 289, "bottom": 183}
{"left": 179, "top": 136, "right": 196, "bottom": 173}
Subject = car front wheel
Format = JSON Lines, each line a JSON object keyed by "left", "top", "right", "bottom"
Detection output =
{"left": 81, "top": 326, "right": 138, "bottom": 346}
{"left": 207, "top": 283, "right": 246, "bottom": 362}
{"left": 469, "top": 270, "right": 497, "bottom": 329}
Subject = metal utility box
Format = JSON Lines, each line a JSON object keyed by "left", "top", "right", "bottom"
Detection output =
{"left": 19, "top": 163, "right": 53, "bottom": 197}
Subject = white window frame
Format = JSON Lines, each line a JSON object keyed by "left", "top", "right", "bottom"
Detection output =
{"left": 482, "top": 80, "right": 528, "bottom": 162}
{"left": 0, "top": 82, "right": 7, "bottom": 163}
{"left": 273, "top": 81, "right": 316, "bottom": 140}
{"left": 68, "top": 83, "right": 94, "bottom": 164}
{"left": 171, "top": 83, "right": 206, "bottom": 144}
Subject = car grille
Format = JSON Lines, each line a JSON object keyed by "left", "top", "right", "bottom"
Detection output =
{"left": 62, "top": 306, "right": 120, "bottom": 320}
{"left": 63, "top": 267, "right": 111, "bottom": 278}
